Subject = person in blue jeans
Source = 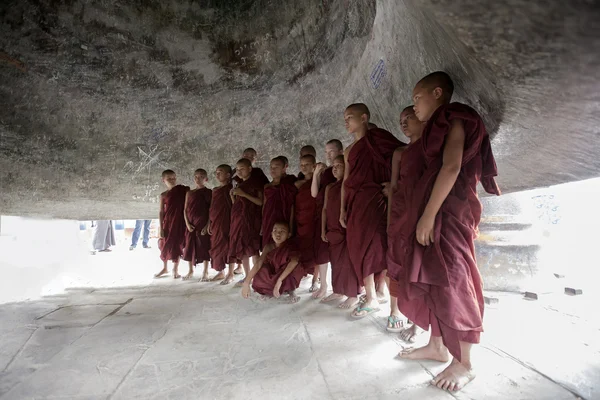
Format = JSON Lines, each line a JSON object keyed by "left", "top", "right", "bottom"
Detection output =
{"left": 130, "top": 219, "right": 152, "bottom": 250}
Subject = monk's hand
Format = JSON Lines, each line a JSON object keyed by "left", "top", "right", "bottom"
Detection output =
{"left": 231, "top": 188, "right": 245, "bottom": 197}
{"left": 321, "top": 232, "right": 328, "bottom": 243}
{"left": 241, "top": 282, "right": 251, "bottom": 298}
{"left": 314, "top": 163, "right": 326, "bottom": 176}
{"left": 207, "top": 224, "right": 213, "bottom": 235}
{"left": 381, "top": 182, "right": 390, "bottom": 197}
{"left": 416, "top": 214, "right": 435, "bottom": 246}
{"left": 187, "top": 224, "right": 195, "bottom": 232}
{"left": 273, "top": 280, "right": 282, "bottom": 298}
{"left": 200, "top": 226, "right": 207, "bottom": 235}
{"left": 340, "top": 209, "right": 347, "bottom": 228}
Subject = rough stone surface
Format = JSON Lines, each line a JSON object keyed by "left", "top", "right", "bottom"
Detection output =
{"left": 1, "top": 0, "right": 599, "bottom": 219}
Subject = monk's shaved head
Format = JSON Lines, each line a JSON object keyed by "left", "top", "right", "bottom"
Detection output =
{"left": 300, "top": 154, "right": 316, "bottom": 164}
{"left": 216, "top": 164, "right": 232, "bottom": 175}
{"left": 326, "top": 139, "right": 343, "bottom": 152}
{"left": 236, "top": 158, "right": 252, "bottom": 168}
{"left": 334, "top": 154, "right": 344, "bottom": 163}
{"left": 402, "top": 105, "right": 415, "bottom": 114}
{"left": 270, "top": 157, "right": 285, "bottom": 167}
{"left": 417, "top": 71, "right": 454, "bottom": 101}
{"left": 273, "top": 221, "right": 290, "bottom": 231}
{"left": 346, "top": 103, "right": 370, "bottom": 120}
{"left": 277, "top": 155, "right": 289, "bottom": 167}
{"left": 243, "top": 147, "right": 257, "bottom": 155}
{"left": 162, "top": 169, "right": 175, "bottom": 177}
{"left": 194, "top": 168, "right": 207, "bottom": 175}
{"left": 300, "top": 145, "right": 316, "bottom": 157}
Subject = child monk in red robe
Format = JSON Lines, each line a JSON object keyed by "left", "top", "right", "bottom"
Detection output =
{"left": 229, "top": 158, "right": 264, "bottom": 286}
{"left": 296, "top": 145, "right": 316, "bottom": 181}
{"left": 241, "top": 222, "right": 303, "bottom": 303}
{"left": 278, "top": 155, "right": 298, "bottom": 185}
{"left": 310, "top": 139, "right": 344, "bottom": 299}
{"left": 262, "top": 157, "right": 298, "bottom": 249}
{"left": 154, "top": 169, "right": 189, "bottom": 279}
{"left": 385, "top": 106, "right": 425, "bottom": 336}
{"left": 182, "top": 169, "right": 212, "bottom": 281}
{"left": 340, "top": 103, "right": 402, "bottom": 318}
{"left": 208, "top": 165, "right": 236, "bottom": 285}
{"left": 233, "top": 147, "right": 269, "bottom": 186}
{"left": 396, "top": 71, "right": 500, "bottom": 392}
{"left": 319, "top": 155, "right": 362, "bottom": 308}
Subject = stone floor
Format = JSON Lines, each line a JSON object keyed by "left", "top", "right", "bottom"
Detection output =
{"left": 0, "top": 243, "right": 598, "bottom": 400}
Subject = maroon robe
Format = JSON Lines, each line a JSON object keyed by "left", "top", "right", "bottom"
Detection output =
{"left": 396, "top": 103, "right": 500, "bottom": 361}
{"left": 314, "top": 166, "right": 336, "bottom": 264}
{"left": 262, "top": 182, "right": 298, "bottom": 249}
{"left": 345, "top": 128, "right": 403, "bottom": 282}
{"left": 251, "top": 241, "right": 304, "bottom": 296}
{"left": 229, "top": 177, "right": 263, "bottom": 261}
{"left": 294, "top": 179, "right": 317, "bottom": 275}
{"left": 326, "top": 180, "right": 361, "bottom": 297}
{"left": 183, "top": 187, "right": 212, "bottom": 265}
{"left": 159, "top": 184, "right": 190, "bottom": 262}
{"left": 281, "top": 174, "right": 298, "bottom": 186}
{"left": 234, "top": 167, "right": 269, "bottom": 187}
{"left": 209, "top": 184, "right": 233, "bottom": 271}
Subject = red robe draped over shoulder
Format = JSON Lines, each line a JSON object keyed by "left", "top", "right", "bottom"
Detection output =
{"left": 281, "top": 174, "right": 298, "bottom": 186}
{"left": 251, "top": 241, "right": 303, "bottom": 296}
{"left": 294, "top": 179, "right": 317, "bottom": 275}
{"left": 326, "top": 180, "right": 361, "bottom": 297}
{"left": 345, "top": 128, "right": 403, "bottom": 282}
{"left": 229, "top": 178, "right": 263, "bottom": 261}
{"left": 262, "top": 181, "right": 298, "bottom": 248}
{"left": 314, "top": 167, "right": 336, "bottom": 264}
{"left": 159, "top": 184, "right": 190, "bottom": 262}
{"left": 183, "top": 187, "right": 212, "bottom": 265}
{"left": 209, "top": 184, "right": 233, "bottom": 271}
{"left": 396, "top": 103, "right": 500, "bottom": 361}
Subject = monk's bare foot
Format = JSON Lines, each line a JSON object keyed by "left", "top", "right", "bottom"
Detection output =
{"left": 200, "top": 273, "right": 211, "bottom": 282}
{"left": 287, "top": 291, "right": 300, "bottom": 304}
{"left": 220, "top": 275, "right": 235, "bottom": 285}
{"left": 210, "top": 272, "right": 225, "bottom": 282}
{"left": 154, "top": 268, "right": 169, "bottom": 278}
{"left": 432, "top": 359, "right": 475, "bottom": 391}
{"left": 398, "top": 342, "right": 450, "bottom": 362}
{"left": 338, "top": 296, "right": 359, "bottom": 309}
{"left": 321, "top": 293, "right": 344, "bottom": 303}
{"left": 351, "top": 299, "right": 380, "bottom": 318}
{"left": 233, "top": 266, "right": 243, "bottom": 275}
{"left": 308, "top": 282, "right": 319, "bottom": 293}
{"left": 182, "top": 273, "right": 194, "bottom": 281}
{"left": 234, "top": 279, "right": 245, "bottom": 288}
{"left": 173, "top": 273, "right": 181, "bottom": 279}
{"left": 312, "top": 286, "right": 327, "bottom": 299}
{"left": 400, "top": 323, "right": 423, "bottom": 342}
{"left": 376, "top": 290, "right": 388, "bottom": 304}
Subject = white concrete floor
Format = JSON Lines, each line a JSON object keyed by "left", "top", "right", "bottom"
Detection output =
{"left": 0, "top": 241, "right": 598, "bottom": 400}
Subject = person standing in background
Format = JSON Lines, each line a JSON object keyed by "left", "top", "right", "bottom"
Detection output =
{"left": 130, "top": 219, "right": 152, "bottom": 251}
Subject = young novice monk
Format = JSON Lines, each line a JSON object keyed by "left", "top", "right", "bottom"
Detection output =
{"left": 297, "top": 145, "right": 316, "bottom": 181}
{"left": 262, "top": 157, "right": 298, "bottom": 249}
{"left": 234, "top": 147, "right": 269, "bottom": 186}
{"left": 182, "top": 169, "right": 212, "bottom": 281}
{"left": 278, "top": 155, "right": 298, "bottom": 185}
{"left": 341, "top": 104, "right": 403, "bottom": 318}
{"left": 396, "top": 71, "right": 500, "bottom": 392}
{"left": 229, "top": 158, "right": 264, "bottom": 286}
{"left": 241, "top": 222, "right": 303, "bottom": 303}
{"left": 310, "top": 139, "right": 344, "bottom": 299}
{"left": 155, "top": 169, "right": 190, "bottom": 279}
{"left": 208, "top": 165, "right": 236, "bottom": 284}
{"left": 386, "top": 106, "right": 425, "bottom": 335}
{"left": 320, "top": 155, "right": 361, "bottom": 308}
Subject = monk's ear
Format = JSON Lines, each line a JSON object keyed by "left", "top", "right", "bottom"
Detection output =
{"left": 432, "top": 87, "right": 443, "bottom": 100}
{"left": 361, "top": 113, "right": 368, "bottom": 124}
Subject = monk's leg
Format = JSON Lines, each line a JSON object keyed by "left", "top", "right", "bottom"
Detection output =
{"left": 234, "top": 263, "right": 243, "bottom": 274}
{"left": 376, "top": 271, "right": 388, "bottom": 303}
{"left": 431, "top": 342, "right": 476, "bottom": 391}
{"left": 312, "top": 263, "right": 329, "bottom": 299}
{"left": 154, "top": 260, "right": 169, "bottom": 278}
{"left": 182, "top": 261, "right": 194, "bottom": 280}
{"left": 201, "top": 260, "right": 211, "bottom": 281}
{"left": 351, "top": 273, "right": 380, "bottom": 317}
{"left": 338, "top": 296, "right": 359, "bottom": 309}
{"left": 211, "top": 260, "right": 225, "bottom": 282}
{"left": 172, "top": 259, "right": 181, "bottom": 279}
{"left": 235, "top": 257, "right": 251, "bottom": 286}
{"left": 385, "top": 275, "right": 404, "bottom": 331}
{"left": 309, "top": 268, "right": 320, "bottom": 292}
{"left": 398, "top": 335, "right": 450, "bottom": 362}
{"left": 221, "top": 263, "right": 236, "bottom": 285}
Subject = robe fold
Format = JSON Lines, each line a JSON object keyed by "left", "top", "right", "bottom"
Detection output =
{"left": 326, "top": 181, "right": 361, "bottom": 297}
{"left": 229, "top": 178, "right": 263, "bottom": 261}
{"left": 314, "top": 167, "right": 335, "bottom": 264}
{"left": 159, "top": 184, "right": 190, "bottom": 262}
{"left": 345, "top": 128, "right": 403, "bottom": 282}
{"left": 251, "top": 241, "right": 303, "bottom": 296}
{"left": 209, "top": 184, "right": 233, "bottom": 271}
{"left": 294, "top": 179, "right": 317, "bottom": 275}
{"left": 183, "top": 187, "right": 212, "bottom": 265}
{"left": 262, "top": 182, "right": 298, "bottom": 248}
{"left": 396, "top": 102, "right": 500, "bottom": 362}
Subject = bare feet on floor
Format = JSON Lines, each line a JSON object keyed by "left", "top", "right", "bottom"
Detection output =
{"left": 210, "top": 272, "right": 225, "bottom": 282}
{"left": 200, "top": 273, "right": 211, "bottom": 282}
{"left": 431, "top": 359, "right": 475, "bottom": 391}
{"left": 338, "top": 296, "right": 359, "bottom": 309}
{"left": 154, "top": 268, "right": 169, "bottom": 278}
{"left": 321, "top": 293, "right": 344, "bottom": 303}
{"left": 173, "top": 273, "right": 181, "bottom": 279}
{"left": 182, "top": 273, "right": 194, "bottom": 281}
{"left": 287, "top": 291, "right": 300, "bottom": 304}
{"left": 311, "top": 286, "right": 327, "bottom": 299}
{"left": 220, "top": 275, "right": 235, "bottom": 285}
{"left": 400, "top": 323, "right": 423, "bottom": 342}
{"left": 398, "top": 342, "right": 450, "bottom": 362}
{"left": 308, "top": 281, "right": 319, "bottom": 293}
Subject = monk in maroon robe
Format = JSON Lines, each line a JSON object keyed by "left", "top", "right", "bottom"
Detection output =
{"left": 233, "top": 147, "right": 269, "bottom": 187}
{"left": 396, "top": 72, "right": 500, "bottom": 392}
{"left": 229, "top": 158, "right": 264, "bottom": 286}
{"left": 154, "top": 170, "right": 189, "bottom": 279}
{"left": 262, "top": 157, "right": 298, "bottom": 249}
{"left": 182, "top": 169, "right": 212, "bottom": 281}
{"left": 208, "top": 165, "right": 236, "bottom": 285}
{"left": 340, "top": 103, "right": 403, "bottom": 318}
{"left": 294, "top": 155, "right": 318, "bottom": 281}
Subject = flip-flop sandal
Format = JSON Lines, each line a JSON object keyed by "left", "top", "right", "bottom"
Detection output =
{"left": 386, "top": 316, "right": 404, "bottom": 332}
{"left": 351, "top": 305, "right": 380, "bottom": 319}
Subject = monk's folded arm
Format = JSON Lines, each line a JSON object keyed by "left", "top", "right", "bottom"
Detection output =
{"left": 278, "top": 257, "right": 300, "bottom": 283}
{"left": 244, "top": 190, "right": 263, "bottom": 206}
{"left": 422, "top": 119, "right": 465, "bottom": 219}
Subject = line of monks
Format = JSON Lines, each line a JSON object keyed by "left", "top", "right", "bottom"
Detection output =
{"left": 152, "top": 71, "right": 500, "bottom": 392}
